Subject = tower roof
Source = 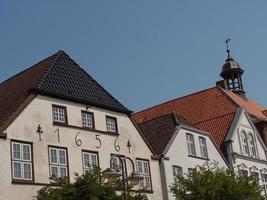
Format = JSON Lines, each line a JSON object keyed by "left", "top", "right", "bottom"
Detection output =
{"left": 220, "top": 54, "right": 244, "bottom": 78}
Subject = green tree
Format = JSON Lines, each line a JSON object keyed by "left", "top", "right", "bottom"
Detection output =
{"left": 36, "top": 166, "right": 147, "bottom": 200}
{"left": 170, "top": 162, "right": 264, "bottom": 200}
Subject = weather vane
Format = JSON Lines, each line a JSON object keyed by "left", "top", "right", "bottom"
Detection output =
{"left": 225, "top": 38, "right": 231, "bottom": 57}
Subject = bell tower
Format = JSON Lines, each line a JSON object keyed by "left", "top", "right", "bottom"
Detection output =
{"left": 218, "top": 39, "right": 246, "bottom": 98}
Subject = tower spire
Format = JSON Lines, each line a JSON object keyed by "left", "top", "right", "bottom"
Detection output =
{"left": 225, "top": 38, "right": 231, "bottom": 59}
{"left": 218, "top": 39, "right": 246, "bottom": 98}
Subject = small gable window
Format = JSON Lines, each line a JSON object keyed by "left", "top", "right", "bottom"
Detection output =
{"left": 199, "top": 137, "right": 208, "bottom": 159}
{"left": 248, "top": 133, "right": 257, "bottom": 158}
{"left": 81, "top": 111, "right": 94, "bottom": 129}
{"left": 52, "top": 105, "right": 67, "bottom": 124}
{"left": 241, "top": 131, "right": 249, "bottom": 156}
{"left": 106, "top": 116, "right": 118, "bottom": 133}
{"left": 186, "top": 133, "right": 196, "bottom": 156}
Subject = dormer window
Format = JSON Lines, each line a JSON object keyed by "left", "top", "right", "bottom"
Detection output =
{"left": 52, "top": 105, "right": 67, "bottom": 124}
{"left": 106, "top": 116, "right": 118, "bottom": 133}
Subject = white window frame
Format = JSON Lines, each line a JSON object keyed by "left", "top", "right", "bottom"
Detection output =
{"left": 49, "top": 147, "right": 68, "bottom": 179}
{"left": 262, "top": 174, "right": 267, "bottom": 195}
{"left": 241, "top": 131, "right": 249, "bottom": 156}
{"left": 199, "top": 137, "right": 208, "bottom": 158}
{"left": 248, "top": 133, "right": 257, "bottom": 158}
{"left": 82, "top": 151, "right": 98, "bottom": 174}
{"left": 186, "top": 133, "right": 196, "bottom": 156}
{"left": 52, "top": 105, "right": 67, "bottom": 123}
{"left": 81, "top": 111, "right": 94, "bottom": 128}
{"left": 172, "top": 166, "right": 183, "bottom": 184}
{"left": 11, "top": 141, "right": 33, "bottom": 181}
{"left": 106, "top": 116, "right": 118, "bottom": 133}
{"left": 136, "top": 159, "right": 152, "bottom": 190}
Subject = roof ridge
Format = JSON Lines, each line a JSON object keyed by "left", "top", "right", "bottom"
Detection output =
{"left": 195, "top": 111, "right": 236, "bottom": 126}
{"left": 136, "top": 112, "right": 176, "bottom": 125}
{"left": 35, "top": 50, "right": 64, "bottom": 89}
{"left": 217, "top": 86, "right": 240, "bottom": 107}
{"left": 134, "top": 86, "right": 218, "bottom": 115}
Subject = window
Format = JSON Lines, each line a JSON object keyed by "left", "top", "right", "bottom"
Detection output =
{"left": 106, "top": 116, "right": 118, "bottom": 133}
{"left": 49, "top": 147, "right": 68, "bottom": 179}
{"left": 251, "top": 172, "right": 259, "bottom": 184}
{"left": 52, "top": 105, "right": 67, "bottom": 124}
{"left": 172, "top": 166, "right": 183, "bottom": 184}
{"left": 11, "top": 141, "right": 33, "bottom": 181}
{"left": 248, "top": 133, "right": 256, "bottom": 158}
{"left": 82, "top": 151, "right": 98, "bottom": 174}
{"left": 199, "top": 137, "right": 208, "bottom": 158}
{"left": 136, "top": 159, "right": 152, "bottom": 190}
{"left": 241, "top": 132, "right": 249, "bottom": 156}
{"left": 186, "top": 133, "right": 196, "bottom": 156}
{"left": 262, "top": 174, "right": 267, "bottom": 195}
{"left": 81, "top": 111, "right": 94, "bottom": 128}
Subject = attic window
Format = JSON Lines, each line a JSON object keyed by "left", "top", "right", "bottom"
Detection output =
{"left": 52, "top": 105, "right": 68, "bottom": 124}
{"left": 106, "top": 116, "right": 118, "bottom": 133}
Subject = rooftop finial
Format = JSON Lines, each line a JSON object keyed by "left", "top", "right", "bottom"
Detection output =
{"left": 225, "top": 38, "right": 231, "bottom": 59}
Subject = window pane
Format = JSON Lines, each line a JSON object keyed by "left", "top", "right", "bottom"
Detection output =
{"left": 83, "top": 153, "right": 90, "bottom": 167}
{"left": 23, "top": 145, "right": 31, "bottom": 161}
{"left": 23, "top": 163, "right": 32, "bottom": 180}
{"left": 51, "top": 166, "right": 58, "bottom": 176}
{"left": 91, "top": 154, "right": 97, "bottom": 165}
{"left": 13, "top": 143, "right": 21, "bottom": 160}
{"left": 60, "top": 167, "right": 67, "bottom": 177}
{"left": 59, "top": 150, "right": 66, "bottom": 165}
{"left": 13, "top": 162, "right": 22, "bottom": 179}
{"left": 50, "top": 149, "right": 58, "bottom": 164}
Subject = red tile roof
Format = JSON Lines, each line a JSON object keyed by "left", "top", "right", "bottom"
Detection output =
{"left": 133, "top": 86, "right": 267, "bottom": 153}
{"left": 132, "top": 87, "right": 238, "bottom": 151}
{"left": 224, "top": 90, "right": 267, "bottom": 122}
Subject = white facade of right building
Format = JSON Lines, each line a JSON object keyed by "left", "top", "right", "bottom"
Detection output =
{"left": 225, "top": 107, "right": 267, "bottom": 194}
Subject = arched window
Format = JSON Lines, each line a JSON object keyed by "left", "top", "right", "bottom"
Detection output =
{"left": 241, "top": 132, "right": 249, "bottom": 155}
{"left": 228, "top": 79, "right": 234, "bottom": 89}
{"left": 234, "top": 78, "right": 239, "bottom": 89}
{"left": 248, "top": 133, "right": 256, "bottom": 157}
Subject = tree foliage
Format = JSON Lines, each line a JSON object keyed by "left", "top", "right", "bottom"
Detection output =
{"left": 170, "top": 162, "right": 264, "bottom": 200}
{"left": 36, "top": 166, "right": 147, "bottom": 200}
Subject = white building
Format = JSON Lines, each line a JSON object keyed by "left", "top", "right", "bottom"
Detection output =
{"left": 136, "top": 112, "right": 229, "bottom": 200}
{"left": 0, "top": 50, "right": 163, "bottom": 200}
{"left": 225, "top": 107, "right": 267, "bottom": 194}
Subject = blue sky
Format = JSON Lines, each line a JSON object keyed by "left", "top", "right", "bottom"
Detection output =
{"left": 1, "top": 1, "right": 267, "bottom": 111}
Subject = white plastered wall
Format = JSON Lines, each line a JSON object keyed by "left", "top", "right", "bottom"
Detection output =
{"left": 163, "top": 127, "right": 228, "bottom": 200}
{"left": 0, "top": 95, "right": 163, "bottom": 200}
{"left": 228, "top": 110, "right": 267, "bottom": 191}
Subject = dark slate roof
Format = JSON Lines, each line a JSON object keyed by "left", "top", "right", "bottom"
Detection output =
{"left": 33, "top": 50, "right": 131, "bottom": 113}
{"left": 137, "top": 112, "right": 196, "bottom": 155}
{"left": 0, "top": 50, "right": 131, "bottom": 132}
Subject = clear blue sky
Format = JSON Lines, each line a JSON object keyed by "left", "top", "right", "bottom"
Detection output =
{"left": 1, "top": 1, "right": 267, "bottom": 111}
